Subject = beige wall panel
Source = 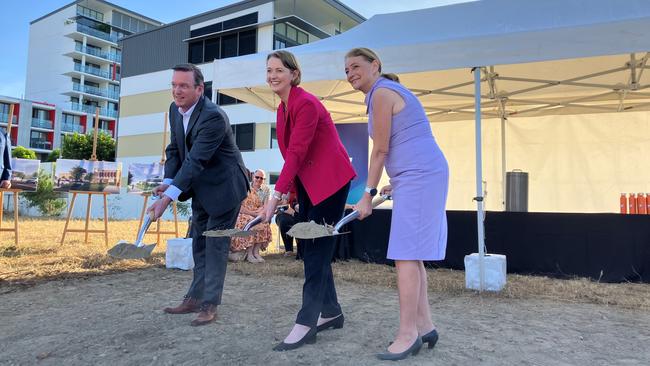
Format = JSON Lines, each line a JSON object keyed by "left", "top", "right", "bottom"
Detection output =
{"left": 255, "top": 123, "right": 270, "bottom": 149}
{"left": 117, "top": 132, "right": 169, "bottom": 158}
{"left": 119, "top": 90, "right": 172, "bottom": 118}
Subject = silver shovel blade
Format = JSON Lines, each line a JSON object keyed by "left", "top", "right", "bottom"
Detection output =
{"left": 107, "top": 241, "right": 156, "bottom": 259}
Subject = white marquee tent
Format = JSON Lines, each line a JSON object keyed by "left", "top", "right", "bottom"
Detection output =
{"left": 212, "top": 0, "right": 650, "bottom": 287}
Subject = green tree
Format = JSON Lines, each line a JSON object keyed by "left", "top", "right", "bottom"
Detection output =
{"left": 61, "top": 132, "right": 115, "bottom": 161}
{"left": 12, "top": 146, "right": 37, "bottom": 159}
{"left": 70, "top": 166, "right": 87, "bottom": 182}
{"left": 22, "top": 170, "right": 67, "bottom": 216}
{"left": 46, "top": 149, "right": 60, "bottom": 162}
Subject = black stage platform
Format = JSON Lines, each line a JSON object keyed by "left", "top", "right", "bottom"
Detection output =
{"left": 335, "top": 209, "right": 650, "bottom": 283}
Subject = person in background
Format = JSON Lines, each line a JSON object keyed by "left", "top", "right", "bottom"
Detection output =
{"left": 149, "top": 63, "right": 249, "bottom": 327}
{"left": 0, "top": 129, "right": 12, "bottom": 190}
{"left": 275, "top": 191, "right": 301, "bottom": 259}
{"left": 229, "top": 169, "right": 272, "bottom": 263}
{"left": 345, "top": 47, "right": 449, "bottom": 361}
{"left": 260, "top": 50, "right": 356, "bottom": 351}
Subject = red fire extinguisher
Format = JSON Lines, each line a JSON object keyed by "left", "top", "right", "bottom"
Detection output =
{"left": 629, "top": 193, "right": 637, "bottom": 214}
{"left": 638, "top": 193, "right": 648, "bottom": 215}
{"left": 620, "top": 193, "right": 628, "bottom": 214}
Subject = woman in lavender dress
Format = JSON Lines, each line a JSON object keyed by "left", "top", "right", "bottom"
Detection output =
{"left": 345, "top": 48, "right": 449, "bottom": 361}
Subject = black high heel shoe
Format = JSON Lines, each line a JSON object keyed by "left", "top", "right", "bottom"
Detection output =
{"left": 376, "top": 337, "right": 423, "bottom": 361}
{"left": 316, "top": 314, "right": 344, "bottom": 332}
{"left": 421, "top": 329, "right": 439, "bottom": 349}
{"left": 272, "top": 327, "right": 317, "bottom": 352}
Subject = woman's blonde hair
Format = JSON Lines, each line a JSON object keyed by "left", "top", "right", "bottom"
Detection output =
{"left": 345, "top": 47, "right": 399, "bottom": 83}
{"left": 267, "top": 50, "right": 302, "bottom": 86}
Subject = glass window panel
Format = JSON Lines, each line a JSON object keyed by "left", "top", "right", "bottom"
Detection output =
{"left": 297, "top": 31, "right": 308, "bottom": 44}
{"left": 238, "top": 30, "right": 256, "bottom": 55}
{"left": 274, "top": 23, "right": 286, "bottom": 36}
{"left": 204, "top": 37, "right": 220, "bottom": 61}
{"left": 188, "top": 41, "right": 204, "bottom": 64}
{"left": 221, "top": 33, "right": 238, "bottom": 58}
{"left": 286, "top": 26, "right": 297, "bottom": 41}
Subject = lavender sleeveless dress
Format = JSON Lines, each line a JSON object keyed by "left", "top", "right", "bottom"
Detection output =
{"left": 367, "top": 78, "right": 449, "bottom": 260}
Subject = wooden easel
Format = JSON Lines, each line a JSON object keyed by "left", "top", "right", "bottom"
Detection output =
{"left": 0, "top": 189, "right": 21, "bottom": 245}
{"left": 60, "top": 108, "right": 109, "bottom": 246}
{"left": 1, "top": 104, "right": 20, "bottom": 245}
{"left": 137, "top": 111, "right": 179, "bottom": 245}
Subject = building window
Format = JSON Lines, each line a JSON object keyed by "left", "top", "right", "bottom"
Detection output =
{"left": 238, "top": 29, "right": 256, "bottom": 55}
{"left": 190, "top": 12, "right": 258, "bottom": 38}
{"left": 216, "top": 92, "right": 244, "bottom": 106}
{"left": 30, "top": 131, "right": 51, "bottom": 150}
{"left": 270, "top": 125, "right": 278, "bottom": 149}
{"left": 269, "top": 173, "right": 279, "bottom": 185}
{"left": 204, "top": 38, "right": 220, "bottom": 61}
{"left": 221, "top": 33, "right": 238, "bottom": 58}
{"left": 0, "top": 102, "right": 13, "bottom": 123}
{"left": 273, "top": 22, "right": 309, "bottom": 49}
{"left": 188, "top": 41, "right": 203, "bottom": 64}
{"left": 231, "top": 123, "right": 255, "bottom": 151}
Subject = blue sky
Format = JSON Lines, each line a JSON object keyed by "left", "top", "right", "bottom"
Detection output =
{"left": 0, "top": 0, "right": 465, "bottom": 99}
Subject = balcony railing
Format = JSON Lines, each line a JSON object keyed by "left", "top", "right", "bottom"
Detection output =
{"left": 30, "top": 139, "right": 52, "bottom": 150}
{"left": 69, "top": 103, "right": 118, "bottom": 118}
{"left": 0, "top": 113, "right": 16, "bottom": 124}
{"left": 74, "top": 62, "right": 113, "bottom": 80}
{"left": 74, "top": 43, "right": 121, "bottom": 63}
{"left": 88, "top": 127, "right": 114, "bottom": 138}
{"left": 31, "top": 118, "right": 54, "bottom": 129}
{"left": 61, "top": 123, "right": 85, "bottom": 133}
{"left": 73, "top": 83, "right": 120, "bottom": 100}
{"left": 77, "top": 23, "right": 118, "bottom": 43}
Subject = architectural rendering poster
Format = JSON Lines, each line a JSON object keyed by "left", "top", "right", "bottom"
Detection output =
{"left": 54, "top": 159, "right": 122, "bottom": 194}
{"left": 9, "top": 158, "right": 40, "bottom": 192}
{"left": 335, "top": 123, "right": 369, "bottom": 204}
{"left": 127, "top": 162, "right": 164, "bottom": 194}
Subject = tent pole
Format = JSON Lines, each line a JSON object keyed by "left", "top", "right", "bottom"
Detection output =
{"left": 473, "top": 67, "right": 486, "bottom": 291}
{"left": 501, "top": 116, "right": 507, "bottom": 210}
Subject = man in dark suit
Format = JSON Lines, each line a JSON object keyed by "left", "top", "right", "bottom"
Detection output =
{"left": 149, "top": 63, "right": 249, "bottom": 326}
{"left": 0, "top": 130, "right": 12, "bottom": 189}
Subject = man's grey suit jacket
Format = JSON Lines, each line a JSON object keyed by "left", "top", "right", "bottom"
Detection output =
{"left": 164, "top": 96, "right": 249, "bottom": 217}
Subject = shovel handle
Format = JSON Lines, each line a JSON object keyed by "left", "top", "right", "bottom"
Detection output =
{"left": 333, "top": 195, "right": 391, "bottom": 234}
{"left": 243, "top": 215, "right": 264, "bottom": 231}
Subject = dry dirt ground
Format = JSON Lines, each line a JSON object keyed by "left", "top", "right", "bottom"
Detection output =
{"left": 2, "top": 266, "right": 649, "bottom": 366}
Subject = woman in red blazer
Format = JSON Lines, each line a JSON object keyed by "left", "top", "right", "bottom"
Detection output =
{"left": 261, "top": 50, "right": 356, "bottom": 351}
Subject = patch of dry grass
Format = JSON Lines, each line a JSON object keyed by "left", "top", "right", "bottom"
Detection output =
{"left": 2, "top": 219, "right": 649, "bottom": 311}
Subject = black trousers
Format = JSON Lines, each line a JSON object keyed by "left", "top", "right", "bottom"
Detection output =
{"left": 186, "top": 201, "right": 240, "bottom": 305}
{"left": 275, "top": 211, "right": 300, "bottom": 255}
{"left": 294, "top": 179, "right": 350, "bottom": 327}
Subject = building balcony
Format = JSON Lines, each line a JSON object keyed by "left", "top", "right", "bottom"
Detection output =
{"left": 77, "top": 23, "right": 118, "bottom": 43}
{"left": 31, "top": 118, "right": 54, "bottom": 130}
{"left": 72, "top": 83, "right": 119, "bottom": 101}
{"left": 69, "top": 103, "right": 118, "bottom": 119}
{"left": 74, "top": 43, "right": 121, "bottom": 63}
{"left": 0, "top": 113, "right": 17, "bottom": 125}
{"left": 30, "top": 139, "right": 53, "bottom": 150}
{"left": 61, "top": 123, "right": 85, "bottom": 134}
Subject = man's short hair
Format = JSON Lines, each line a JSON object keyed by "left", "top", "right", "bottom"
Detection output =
{"left": 172, "top": 63, "right": 204, "bottom": 87}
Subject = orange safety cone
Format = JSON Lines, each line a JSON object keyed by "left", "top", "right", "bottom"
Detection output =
{"left": 638, "top": 193, "right": 647, "bottom": 215}
{"left": 629, "top": 193, "right": 637, "bottom": 214}
{"left": 620, "top": 193, "right": 628, "bottom": 214}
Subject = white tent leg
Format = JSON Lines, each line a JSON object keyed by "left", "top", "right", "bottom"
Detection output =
{"left": 473, "top": 67, "right": 486, "bottom": 291}
{"left": 501, "top": 116, "right": 507, "bottom": 210}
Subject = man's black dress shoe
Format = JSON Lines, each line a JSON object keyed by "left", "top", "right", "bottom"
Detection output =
{"left": 316, "top": 314, "right": 344, "bottom": 332}
{"left": 272, "top": 327, "right": 317, "bottom": 351}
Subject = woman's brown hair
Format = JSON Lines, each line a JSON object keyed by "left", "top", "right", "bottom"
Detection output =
{"left": 345, "top": 47, "right": 399, "bottom": 83}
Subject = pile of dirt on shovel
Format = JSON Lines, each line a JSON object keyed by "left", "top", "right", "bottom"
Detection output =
{"left": 287, "top": 221, "right": 336, "bottom": 239}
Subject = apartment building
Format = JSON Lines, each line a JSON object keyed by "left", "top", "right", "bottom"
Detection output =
{"left": 118, "top": 0, "right": 364, "bottom": 183}
{"left": 22, "top": 0, "right": 162, "bottom": 159}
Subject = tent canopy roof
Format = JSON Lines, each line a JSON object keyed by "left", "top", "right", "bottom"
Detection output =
{"left": 213, "top": 0, "right": 650, "bottom": 122}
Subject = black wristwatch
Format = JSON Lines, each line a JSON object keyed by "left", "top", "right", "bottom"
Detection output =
{"left": 364, "top": 186, "right": 378, "bottom": 197}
